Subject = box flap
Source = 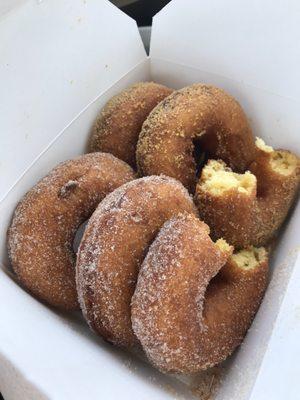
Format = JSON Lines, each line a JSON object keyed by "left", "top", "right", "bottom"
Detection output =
{"left": 0, "top": 0, "right": 27, "bottom": 16}
{"left": 151, "top": 0, "right": 300, "bottom": 100}
{"left": 0, "top": 0, "right": 146, "bottom": 200}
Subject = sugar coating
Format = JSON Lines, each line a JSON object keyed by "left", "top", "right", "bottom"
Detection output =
{"left": 7, "top": 152, "right": 135, "bottom": 310}
{"left": 76, "top": 175, "right": 198, "bottom": 347}
{"left": 89, "top": 82, "right": 173, "bottom": 167}
{"left": 137, "top": 83, "right": 256, "bottom": 192}
{"left": 131, "top": 213, "right": 269, "bottom": 373}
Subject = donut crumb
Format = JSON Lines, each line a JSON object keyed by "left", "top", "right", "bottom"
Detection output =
{"left": 255, "top": 137, "right": 273, "bottom": 153}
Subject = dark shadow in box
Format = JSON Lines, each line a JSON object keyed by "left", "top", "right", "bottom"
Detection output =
{"left": 118, "top": 0, "right": 171, "bottom": 26}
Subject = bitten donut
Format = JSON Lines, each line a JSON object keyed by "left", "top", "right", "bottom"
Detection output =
{"left": 7, "top": 153, "right": 135, "bottom": 310}
{"left": 89, "top": 82, "right": 173, "bottom": 168}
{"left": 137, "top": 84, "right": 256, "bottom": 192}
{"left": 195, "top": 138, "right": 300, "bottom": 247}
{"left": 76, "top": 176, "right": 198, "bottom": 347}
{"left": 131, "top": 213, "right": 268, "bottom": 373}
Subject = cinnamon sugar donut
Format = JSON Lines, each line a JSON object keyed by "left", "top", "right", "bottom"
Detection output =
{"left": 137, "top": 84, "right": 256, "bottom": 192}
{"left": 195, "top": 138, "right": 300, "bottom": 247}
{"left": 7, "top": 153, "right": 135, "bottom": 310}
{"left": 89, "top": 82, "right": 173, "bottom": 168}
{"left": 131, "top": 213, "right": 268, "bottom": 373}
{"left": 76, "top": 176, "right": 197, "bottom": 347}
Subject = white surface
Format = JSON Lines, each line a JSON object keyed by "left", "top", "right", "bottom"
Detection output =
{"left": 250, "top": 253, "right": 300, "bottom": 400}
{"left": 151, "top": 0, "right": 300, "bottom": 100}
{"left": 0, "top": 0, "right": 146, "bottom": 202}
{"left": 0, "top": 0, "right": 299, "bottom": 399}
{"left": 0, "top": 0, "right": 27, "bottom": 16}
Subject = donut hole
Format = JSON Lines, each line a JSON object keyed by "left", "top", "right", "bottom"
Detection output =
{"left": 193, "top": 137, "right": 208, "bottom": 177}
{"left": 231, "top": 247, "right": 267, "bottom": 270}
{"left": 270, "top": 151, "right": 298, "bottom": 176}
{"left": 73, "top": 220, "right": 89, "bottom": 253}
{"left": 199, "top": 160, "right": 256, "bottom": 196}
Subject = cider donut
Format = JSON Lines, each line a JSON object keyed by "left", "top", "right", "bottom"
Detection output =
{"left": 89, "top": 82, "right": 173, "bottom": 168}
{"left": 76, "top": 176, "right": 198, "bottom": 347}
{"left": 7, "top": 153, "right": 135, "bottom": 310}
{"left": 131, "top": 213, "right": 268, "bottom": 373}
{"left": 136, "top": 84, "right": 256, "bottom": 192}
{"left": 195, "top": 138, "right": 300, "bottom": 247}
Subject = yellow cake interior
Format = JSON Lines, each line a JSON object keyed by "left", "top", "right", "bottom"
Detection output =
{"left": 270, "top": 151, "right": 298, "bottom": 175}
{"left": 215, "top": 238, "right": 232, "bottom": 253}
{"left": 255, "top": 137, "right": 273, "bottom": 153}
{"left": 200, "top": 160, "right": 256, "bottom": 196}
{"left": 231, "top": 247, "right": 267, "bottom": 270}
{"left": 256, "top": 137, "right": 298, "bottom": 176}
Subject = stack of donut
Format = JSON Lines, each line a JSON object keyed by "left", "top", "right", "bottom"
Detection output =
{"left": 8, "top": 81, "right": 299, "bottom": 374}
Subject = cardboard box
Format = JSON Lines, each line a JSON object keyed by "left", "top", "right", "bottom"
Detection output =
{"left": 0, "top": 0, "right": 299, "bottom": 399}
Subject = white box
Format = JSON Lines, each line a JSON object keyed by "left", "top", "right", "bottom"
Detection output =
{"left": 0, "top": 1, "right": 299, "bottom": 399}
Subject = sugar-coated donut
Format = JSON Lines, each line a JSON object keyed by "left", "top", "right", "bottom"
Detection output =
{"left": 195, "top": 138, "right": 300, "bottom": 248}
{"left": 131, "top": 213, "right": 268, "bottom": 373}
{"left": 89, "top": 82, "right": 173, "bottom": 168}
{"left": 76, "top": 176, "right": 198, "bottom": 347}
{"left": 7, "top": 153, "right": 135, "bottom": 310}
{"left": 136, "top": 84, "right": 256, "bottom": 192}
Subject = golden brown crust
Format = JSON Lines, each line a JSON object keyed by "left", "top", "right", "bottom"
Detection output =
{"left": 249, "top": 148, "right": 299, "bottom": 244}
{"left": 76, "top": 176, "right": 198, "bottom": 347}
{"left": 136, "top": 84, "right": 256, "bottom": 192}
{"left": 195, "top": 146, "right": 300, "bottom": 247}
{"left": 89, "top": 82, "right": 173, "bottom": 168}
{"left": 7, "top": 153, "right": 135, "bottom": 310}
{"left": 131, "top": 214, "right": 268, "bottom": 373}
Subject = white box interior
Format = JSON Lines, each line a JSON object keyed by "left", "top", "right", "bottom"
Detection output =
{"left": 1, "top": 1, "right": 299, "bottom": 399}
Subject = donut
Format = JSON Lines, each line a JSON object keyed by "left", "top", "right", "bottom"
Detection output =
{"left": 195, "top": 138, "right": 300, "bottom": 247}
{"left": 136, "top": 84, "right": 256, "bottom": 192}
{"left": 76, "top": 176, "right": 198, "bottom": 347}
{"left": 7, "top": 153, "right": 135, "bottom": 310}
{"left": 89, "top": 82, "right": 173, "bottom": 168}
{"left": 131, "top": 213, "right": 268, "bottom": 373}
